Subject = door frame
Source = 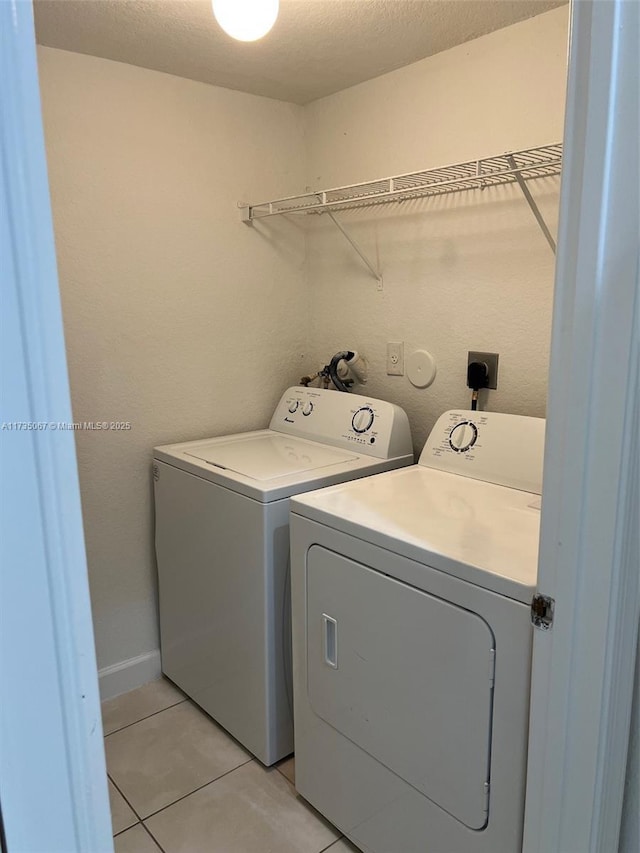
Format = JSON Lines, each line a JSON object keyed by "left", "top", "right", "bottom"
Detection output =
{"left": 523, "top": 1, "right": 639, "bottom": 851}
{"left": 0, "top": 2, "right": 112, "bottom": 850}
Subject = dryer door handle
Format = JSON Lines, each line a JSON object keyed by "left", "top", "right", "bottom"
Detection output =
{"left": 322, "top": 614, "right": 338, "bottom": 669}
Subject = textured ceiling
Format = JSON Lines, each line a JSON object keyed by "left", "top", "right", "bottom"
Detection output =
{"left": 34, "top": 0, "right": 567, "bottom": 104}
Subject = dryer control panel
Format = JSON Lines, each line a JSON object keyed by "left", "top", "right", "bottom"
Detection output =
{"left": 270, "top": 387, "right": 413, "bottom": 461}
{"left": 419, "top": 409, "right": 545, "bottom": 494}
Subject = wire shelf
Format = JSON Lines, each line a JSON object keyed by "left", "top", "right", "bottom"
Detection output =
{"left": 242, "top": 143, "right": 562, "bottom": 220}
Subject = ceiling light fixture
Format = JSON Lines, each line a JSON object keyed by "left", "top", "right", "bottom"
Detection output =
{"left": 212, "top": 0, "right": 279, "bottom": 42}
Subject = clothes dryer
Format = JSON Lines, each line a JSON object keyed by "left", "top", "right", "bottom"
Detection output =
{"left": 290, "top": 409, "right": 545, "bottom": 852}
{"left": 153, "top": 386, "right": 413, "bottom": 765}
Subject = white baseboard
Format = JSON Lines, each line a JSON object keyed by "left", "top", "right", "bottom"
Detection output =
{"left": 98, "top": 649, "right": 162, "bottom": 701}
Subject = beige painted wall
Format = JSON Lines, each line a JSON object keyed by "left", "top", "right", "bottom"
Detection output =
{"left": 37, "top": 47, "right": 308, "bottom": 670}
{"left": 303, "top": 5, "right": 569, "bottom": 453}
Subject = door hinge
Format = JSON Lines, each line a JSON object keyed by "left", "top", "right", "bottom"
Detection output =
{"left": 483, "top": 781, "right": 490, "bottom": 813}
{"left": 489, "top": 648, "right": 496, "bottom": 687}
{"left": 531, "top": 593, "right": 555, "bottom": 630}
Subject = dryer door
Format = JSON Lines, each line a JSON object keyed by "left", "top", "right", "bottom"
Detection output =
{"left": 306, "top": 545, "right": 495, "bottom": 830}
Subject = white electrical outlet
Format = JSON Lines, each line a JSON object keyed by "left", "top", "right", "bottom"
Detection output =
{"left": 387, "top": 341, "right": 404, "bottom": 376}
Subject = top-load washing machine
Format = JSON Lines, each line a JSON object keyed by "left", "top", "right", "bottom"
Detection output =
{"left": 290, "top": 409, "right": 546, "bottom": 853}
{"left": 153, "top": 385, "right": 413, "bottom": 766}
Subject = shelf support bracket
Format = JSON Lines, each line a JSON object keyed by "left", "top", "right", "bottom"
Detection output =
{"left": 326, "top": 211, "right": 383, "bottom": 290}
{"left": 507, "top": 155, "right": 557, "bottom": 255}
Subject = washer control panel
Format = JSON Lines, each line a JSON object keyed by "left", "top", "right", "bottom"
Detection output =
{"left": 352, "top": 406, "right": 375, "bottom": 434}
{"left": 448, "top": 420, "right": 478, "bottom": 453}
{"left": 419, "top": 409, "right": 546, "bottom": 494}
{"left": 270, "top": 387, "right": 413, "bottom": 460}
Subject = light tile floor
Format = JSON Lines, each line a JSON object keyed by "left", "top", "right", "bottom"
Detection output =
{"left": 103, "top": 678, "right": 357, "bottom": 853}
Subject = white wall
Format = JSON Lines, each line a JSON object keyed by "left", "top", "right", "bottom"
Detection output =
{"left": 37, "top": 4, "right": 570, "bottom": 682}
{"left": 37, "top": 47, "right": 308, "bottom": 676}
{"left": 304, "top": 5, "right": 569, "bottom": 452}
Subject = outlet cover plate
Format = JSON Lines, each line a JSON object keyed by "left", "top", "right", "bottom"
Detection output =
{"left": 387, "top": 341, "right": 404, "bottom": 375}
{"left": 467, "top": 351, "right": 499, "bottom": 390}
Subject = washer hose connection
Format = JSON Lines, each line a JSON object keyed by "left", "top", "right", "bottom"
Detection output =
{"left": 327, "top": 350, "right": 355, "bottom": 392}
{"left": 301, "top": 350, "right": 362, "bottom": 392}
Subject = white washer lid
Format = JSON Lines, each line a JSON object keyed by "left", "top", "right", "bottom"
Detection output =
{"left": 184, "top": 433, "right": 358, "bottom": 481}
{"left": 291, "top": 465, "right": 542, "bottom": 602}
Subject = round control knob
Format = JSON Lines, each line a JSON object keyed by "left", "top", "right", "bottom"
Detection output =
{"left": 352, "top": 407, "right": 375, "bottom": 434}
{"left": 449, "top": 421, "right": 478, "bottom": 453}
{"left": 288, "top": 401, "right": 299, "bottom": 414}
{"left": 302, "top": 402, "right": 314, "bottom": 416}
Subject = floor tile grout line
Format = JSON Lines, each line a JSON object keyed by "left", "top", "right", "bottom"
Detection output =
{"left": 318, "top": 838, "right": 347, "bottom": 853}
{"left": 112, "top": 755, "right": 343, "bottom": 848}
{"left": 141, "top": 757, "right": 255, "bottom": 822}
{"left": 275, "top": 764, "right": 293, "bottom": 783}
{"left": 112, "top": 821, "right": 140, "bottom": 838}
{"left": 141, "top": 820, "right": 167, "bottom": 853}
{"left": 318, "top": 834, "right": 346, "bottom": 853}
{"left": 108, "top": 772, "right": 144, "bottom": 823}
{"left": 103, "top": 698, "right": 187, "bottom": 737}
